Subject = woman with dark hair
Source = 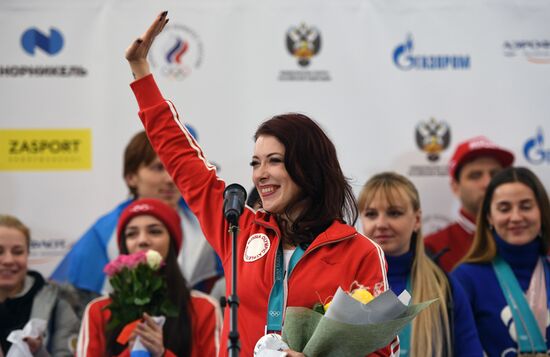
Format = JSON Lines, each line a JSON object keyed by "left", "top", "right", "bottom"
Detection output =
{"left": 51, "top": 130, "right": 223, "bottom": 315}
{"left": 77, "top": 199, "right": 221, "bottom": 357}
{"left": 124, "top": 12, "right": 394, "bottom": 357}
{"left": 358, "top": 172, "right": 482, "bottom": 356}
{"left": 452, "top": 167, "right": 550, "bottom": 356}
{"left": 246, "top": 186, "right": 262, "bottom": 211}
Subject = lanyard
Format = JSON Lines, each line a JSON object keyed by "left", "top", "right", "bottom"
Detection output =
{"left": 265, "top": 243, "right": 305, "bottom": 333}
{"left": 398, "top": 274, "right": 413, "bottom": 357}
{"left": 492, "top": 255, "right": 547, "bottom": 353}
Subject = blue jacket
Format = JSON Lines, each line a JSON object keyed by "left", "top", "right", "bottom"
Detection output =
{"left": 51, "top": 198, "right": 222, "bottom": 293}
{"left": 386, "top": 251, "right": 483, "bottom": 356}
{"left": 452, "top": 235, "right": 550, "bottom": 356}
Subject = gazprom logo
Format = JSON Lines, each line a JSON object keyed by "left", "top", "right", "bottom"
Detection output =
{"left": 524, "top": 127, "right": 550, "bottom": 164}
{"left": 393, "top": 34, "right": 470, "bottom": 70}
{"left": 21, "top": 27, "right": 64, "bottom": 56}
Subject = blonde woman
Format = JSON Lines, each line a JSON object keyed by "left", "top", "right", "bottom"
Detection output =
{"left": 453, "top": 167, "right": 550, "bottom": 356}
{"left": 359, "top": 172, "right": 482, "bottom": 356}
{"left": 0, "top": 215, "right": 79, "bottom": 356}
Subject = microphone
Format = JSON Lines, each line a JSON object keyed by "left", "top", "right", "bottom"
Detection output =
{"left": 223, "top": 183, "right": 247, "bottom": 225}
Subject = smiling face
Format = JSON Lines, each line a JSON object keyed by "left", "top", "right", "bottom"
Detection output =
{"left": 125, "top": 156, "right": 180, "bottom": 208}
{"left": 0, "top": 226, "right": 28, "bottom": 299}
{"left": 360, "top": 188, "right": 421, "bottom": 257}
{"left": 251, "top": 135, "right": 302, "bottom": 217}
{"left": 123, "top": 215, "right": 171, "bottom": 259}
{"left": 488, "top": 182, "right": 541, "bottom": 246}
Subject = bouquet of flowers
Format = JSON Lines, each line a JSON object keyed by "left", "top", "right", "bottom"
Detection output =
{"left": 103, "top": 250, "right": 178, "bottom": 334}
{"left": 280, "top": 284, "right": 435, "bottom": 357}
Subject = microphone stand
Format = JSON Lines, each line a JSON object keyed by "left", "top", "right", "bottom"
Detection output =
{"left": 227, "top": 220, "right": 240, "bottom": 357}
{"left": 223, "top": 183, "right": 246, "bottom": 357}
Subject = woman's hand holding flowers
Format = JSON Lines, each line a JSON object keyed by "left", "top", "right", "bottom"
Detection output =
{"left": 129, "top": 313, "right": 165, "bottom": 357}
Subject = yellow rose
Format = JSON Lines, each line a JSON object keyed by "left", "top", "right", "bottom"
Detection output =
{"left": 323, "top": 288, "right": 374, "bottom": 312}
{"left": 351, "top": 288, "right": 374, "bottom": 304}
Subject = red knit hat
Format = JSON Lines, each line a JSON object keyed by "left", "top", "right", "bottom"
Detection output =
{"left": 449, "top": 136, "right": 514, "bottom": 179}
{"left": 117, "top": 198, "right": 183, "bottom": 254}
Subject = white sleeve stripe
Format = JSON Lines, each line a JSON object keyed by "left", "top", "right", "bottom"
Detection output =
{"left": 76, "top": 296, "right": 108, "bottom": 356}
{"left": 166, "top": 100, "right": 257, "bottom": 228}
{"left": 166, "top": 100, "right": 218, "bottom": 172}
{"left": 76, "top": 302, "right": 89, "bottom": 356}
{"left": 75, "top": 296, "right": 109, "bottom": 357}
{"left": 359, "top": 232, "right": 389, "bottom": 290}
{"left": 375, "top": 240, "right": 389, "bottom": 290}
{"left": 390, "top": 335, "right": 400, "bottom": 356}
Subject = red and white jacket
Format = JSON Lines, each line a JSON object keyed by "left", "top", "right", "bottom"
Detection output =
{"left": 130, "top": 74, "right": 396, "bottom": 357}
{"left": 424, "top": 209, "right": 476, "bottom": 272}
{"left": 76, "top": 291, "right": 221, "bottom": 357}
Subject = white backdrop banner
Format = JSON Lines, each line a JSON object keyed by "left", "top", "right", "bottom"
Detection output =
{"left": 1, "top": 0, "right": 549, "bottom": 276}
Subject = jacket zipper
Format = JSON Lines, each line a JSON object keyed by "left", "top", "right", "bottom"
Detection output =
{"left": 254, "top": 219, "right": 357, "bottom": 332}
{"left": 288, "top": 233, "right": 357, "bottom": 281}
{"left": 280, "top": 233, "right": 356, "bottom": 324}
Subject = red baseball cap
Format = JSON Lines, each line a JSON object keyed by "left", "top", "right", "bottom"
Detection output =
{"left": 117, "top": 198, "right": 183, "bottom": 254}
{"left": 449, "top": 136, "right": 514, "bottom": 179}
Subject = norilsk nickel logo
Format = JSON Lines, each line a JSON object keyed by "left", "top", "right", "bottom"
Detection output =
{"left": 21, "top": 27, "right": 64, "bottom": 56}
{"left": 1, "top": 27, "right": 87, "bottom": 78}
{"left": 148, "top": 24, "right": 203, "bottom": 80}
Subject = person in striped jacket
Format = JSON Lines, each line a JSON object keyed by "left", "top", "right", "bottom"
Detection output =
{"left": 77, "top": 199, "right": 221, "bottom": 357}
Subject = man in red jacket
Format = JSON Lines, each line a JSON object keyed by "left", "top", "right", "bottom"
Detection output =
{"left": 424, "top": 136, "right": 514, "bottom": 272}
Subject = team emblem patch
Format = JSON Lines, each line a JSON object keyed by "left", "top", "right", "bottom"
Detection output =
{"left": 244, "top": 233, "right": 270, "bottom": 262}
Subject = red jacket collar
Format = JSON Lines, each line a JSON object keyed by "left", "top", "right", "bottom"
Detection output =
{"left": 458, "top": 208, "right": 476, "bottom": 235}
{"left": 253, "top": 212, "right": 356, "bottom": 249}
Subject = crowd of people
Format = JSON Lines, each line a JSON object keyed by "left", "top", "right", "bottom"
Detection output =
{"left": 2, "top": 12, "right": 549, "bottom": 357}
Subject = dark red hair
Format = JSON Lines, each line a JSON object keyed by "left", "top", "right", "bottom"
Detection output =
{"left": 255, "top": 113, "right": 357, "bottom": 245}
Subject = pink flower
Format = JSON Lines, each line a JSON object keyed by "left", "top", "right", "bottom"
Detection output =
{"left": 126, "top": 251, "right": 147, "bottom": 268}
{"left": 103, "top": 251, "right": 149, "bottom": 276}
{"left": 104, "top": 258, "right": 124, "bottom": 277}
{"left": 104, "top": 249, "right": 177, "bottom": 329}
{"left": 117, "top": 255, "right": 131, "bottom": 268}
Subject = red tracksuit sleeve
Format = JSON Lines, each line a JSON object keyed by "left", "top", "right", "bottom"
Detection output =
{"left": 357, "top": 240, "right": 399, "bottom": 356}
{"left": 76, "top": 298, "right": 108, "bottom": 356}
{"left": 130, "top": 74, "right": 254, "bottom": 261}
{"left": 190, "top": 292, "right": 223, "bottom": 357}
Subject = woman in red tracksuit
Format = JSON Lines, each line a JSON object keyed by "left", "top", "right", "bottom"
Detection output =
{"left": 76, "top": 199, "right": 221, "bottom": 357}
{"left": 124, "top": 12, "right": 396, "bottom": 357}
